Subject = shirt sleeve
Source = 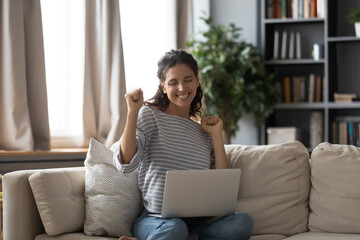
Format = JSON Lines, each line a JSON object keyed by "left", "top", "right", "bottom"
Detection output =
{"left": 113, "top": 106, "right": 156, "bottom": 173}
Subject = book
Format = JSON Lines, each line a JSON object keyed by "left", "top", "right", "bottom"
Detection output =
{"left": 289, "top": 32, "right": 295, "bottom": 59}
{"left": 267, "top": 0, "right": 274, "bottom": 18}
{"left": 292, "top": 0, "right": 298, "bottom": 19}
{"left": 273, "top": 0, "right": 282, "bottom": 18}
{"left": 284, "top": 76, "right": 292, "bottom": 103}
{"left": 303, "top": 0, "right": 309, "bottom": 18}
{"left": 281, "top": 0, "right": 287, "bottom": 18}
{"left": 348, "top": 122, "right": 356, "bottom": 146}
{"left": 273, "top": 30, "right": 280, "bottom": 59}
{"left": 315, "top": 75, "right": 322, "bottom": 102}
{"left": 310, "top": 0, "right": 317, "bottom": 18}
{"left": 287, "top": 0, "right": 292, "bottom": 18}
{"left": 308, "top": 73, "right": 315, "bottom": 103}
{"left": 281, "top": 31, "right": 287, "bottom": 59}
{"left": 334, "top": 93, "right": 357, "bottom": 102}
{"left": 298, "top": 0, "right": 303, "bottom": 18}
{"left": 296, "top": 32, "right": 301, "bottom": 59}
{"left": 317, "top": 0, "right": 324, "bottom": 18}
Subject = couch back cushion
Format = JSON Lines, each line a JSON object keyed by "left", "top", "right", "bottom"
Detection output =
{"left": 308, "top": 142, "right": 360, "bottom": 233}
{"left": 225, "top": 141, "right": 310, "bottom": 236}
{"left": 28, "top": 168, "right": 86, "bottom": 236}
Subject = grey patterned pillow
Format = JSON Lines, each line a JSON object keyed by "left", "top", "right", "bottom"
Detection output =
{"left": 84, "top": 138, "right": 142, "bottom": 237}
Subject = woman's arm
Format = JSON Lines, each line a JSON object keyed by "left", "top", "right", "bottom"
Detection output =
{"left": 201, "top": 116, "right": 229, "bottom": 169}
{"left": 120, "top": 88, "right": 143, "bottom": 164}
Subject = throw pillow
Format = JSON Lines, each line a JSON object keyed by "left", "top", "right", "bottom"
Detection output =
{"left": 84, "top": 138, "right": 142, "bottom": 237}
{"left": 28, "top": 168, "right": 86, "bottom": 236}
{"left": 225, "top": 141, "right": 310, "bottom": 236}
{"left": 308, "top": 142, "right": 360, "bottom": 233}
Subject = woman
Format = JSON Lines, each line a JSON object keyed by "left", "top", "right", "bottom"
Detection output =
{"left": 116, "top": 49, "right": 253, "bottom": 240}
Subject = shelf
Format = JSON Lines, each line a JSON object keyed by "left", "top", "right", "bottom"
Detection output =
{"left": 275, "top": 103, "right": 326, "bottom": 110}
{"left": 328, "top": 36, "right": 360, "bottom": 43}
{"left": 328, "top": 102, "right": 360, "bottom": 109}
{"left": 265, "top": 59, "right": 325, "bottom": 65}
{"left": 264, "top": 18, "right": 324, "bottom": 24}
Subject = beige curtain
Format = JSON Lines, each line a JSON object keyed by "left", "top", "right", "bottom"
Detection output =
{"left": 83, "top": 0, "right": 127, "bottom": 148}
{"left": 176, "top": 0, "right": 194, "bottom": 49}
{"left": 0, "top": 0, "right": 50, "bottom": 151}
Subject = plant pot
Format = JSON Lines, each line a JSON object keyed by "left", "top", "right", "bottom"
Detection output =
{"left": 355, "top": 22, "right": 360, "bottom": 37}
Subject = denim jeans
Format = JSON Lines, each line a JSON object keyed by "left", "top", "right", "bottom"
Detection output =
{"left": 133, "top": 209, "right": 253, "bottom": 240}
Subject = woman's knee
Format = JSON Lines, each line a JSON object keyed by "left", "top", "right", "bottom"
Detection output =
{"left": 154, "top": 218, "right": 189, "bottom": 240}
{"left": 231, "top": 212, "right": 253, "bottom": 239}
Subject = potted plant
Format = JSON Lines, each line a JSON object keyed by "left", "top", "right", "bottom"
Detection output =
{"left": 346, "top": 9, "right": 360, "bottom": 37}
{"left": 186, "top": 17, "right": 278, "bottom": 143}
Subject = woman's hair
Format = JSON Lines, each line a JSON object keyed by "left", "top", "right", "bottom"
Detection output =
{"left": 145, "top": 49, "right": 203, "bottom": 118}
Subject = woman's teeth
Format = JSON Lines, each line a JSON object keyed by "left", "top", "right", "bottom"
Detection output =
{"left": 177, "top": 94, "right": 189, "bottom": 99}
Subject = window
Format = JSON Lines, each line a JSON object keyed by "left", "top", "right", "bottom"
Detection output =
{"left": 41, "top": 0, "right": 85, "bottom": 147}
{"left": 119, "top": 0, "right": 176, "bottom": 100}
{"left": 41, "top": 0, "right": 180, "bottom": 147}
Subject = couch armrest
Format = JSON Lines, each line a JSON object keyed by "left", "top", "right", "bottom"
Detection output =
{"left": 3, "top": 167, "right": 85, "bottom": 240}
{"left": 3, "top": 169, "right": 44, "bottom": 240}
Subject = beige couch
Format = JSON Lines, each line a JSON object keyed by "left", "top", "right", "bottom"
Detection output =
{"left": 3, "top": 141, "right": 360, "bottom": 240}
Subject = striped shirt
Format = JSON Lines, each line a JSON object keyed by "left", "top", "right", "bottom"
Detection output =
{"left": 114, "top": 106, "right": 214, "bottom": 213}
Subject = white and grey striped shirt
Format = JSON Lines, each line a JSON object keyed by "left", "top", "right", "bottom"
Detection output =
{"left": 114, "top": 106, "right": 214, "bottom": 213}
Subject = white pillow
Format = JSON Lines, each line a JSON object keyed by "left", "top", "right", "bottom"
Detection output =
{"left": 29, "top": 168, "right": 86, "bottom": 236}
{"left": 309, "top": 142, "right": 360, "bottom": 233}
{"left": 225, "top": 141, "right": 310, "bottom": 236}
{"left": 84, "top": 138, "right": 142, "bottom": 237}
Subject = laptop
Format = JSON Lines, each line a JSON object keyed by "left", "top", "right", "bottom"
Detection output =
{"left": 149, "top": 168, "right": 241, "bottom": 218}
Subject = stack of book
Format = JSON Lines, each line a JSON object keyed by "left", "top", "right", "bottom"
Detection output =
{"left": 277, "top": 74, "right": 324, "bottom": 103}
{"left": 334, "top": 93, "right": 357, "bottom": 103}
{"left": 266, "top": 0, "right": 325, "bottom": 19}
{"left": 332, "top": 116, "right": 360, "bottom": 146}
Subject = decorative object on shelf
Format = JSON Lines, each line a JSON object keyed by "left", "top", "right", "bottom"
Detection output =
{"left": 267, "top": 127, "right": 300, "bottom": 145}
{"left": 310, "top": 111, "right": 323, "bottom": 149}
{"left": 334, "top": 93, "right": 357, "bottom": 103}
{"left": 346, "top": 9, "right": 360, "bottom": 37}
{"left": 186, "top": 16, "right": 278, "bottom": 143}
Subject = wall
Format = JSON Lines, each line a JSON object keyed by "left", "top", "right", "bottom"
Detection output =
{"left": 210, "top": 0, "right": 261, "bottom": 145}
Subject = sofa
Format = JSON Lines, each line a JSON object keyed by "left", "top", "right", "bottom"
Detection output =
{"left": 2, "top": 141, "right": 360, "bottom": 240}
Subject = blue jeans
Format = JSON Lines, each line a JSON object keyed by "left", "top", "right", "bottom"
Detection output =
{"left": 133, "top": 209, "right": 253, "bottom": 240}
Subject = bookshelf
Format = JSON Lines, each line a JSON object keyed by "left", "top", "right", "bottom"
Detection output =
{"left": 261, "top": 0, "right": 360, "bottom": 150}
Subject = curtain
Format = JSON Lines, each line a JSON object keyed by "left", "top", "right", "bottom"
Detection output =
{"left": 0, "top": 0, "right": 50, "bottom": 150}
{"left": 83, "top": 0, "right": 127, "bottom": 148}
{"left": 176, "top": 0, "right": 194, "bottom": 49}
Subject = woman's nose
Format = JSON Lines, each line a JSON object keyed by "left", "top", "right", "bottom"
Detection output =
{"left": 178, "top": 82, "right": 185, "bottom": 91}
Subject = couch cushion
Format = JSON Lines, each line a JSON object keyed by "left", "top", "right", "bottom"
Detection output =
{"left": 308, "top": 142, "right": 360, "bottom": 233}
{"left": 284, "top": 232, "right": 360, "bottom": 240}
{"left": 84, "top": 138, "right": 142, "bottom": 237}
{"left": 225, "top": 141, "right": 310, "bottom": 236}
{"left": 28, "top": 168, "right": 86, "bottom": 236}
{"left": 250, "top": 234, "right": 287, "bottom": 240}
{"left": 35, "top": 232, "right": 117, "bottom": 240}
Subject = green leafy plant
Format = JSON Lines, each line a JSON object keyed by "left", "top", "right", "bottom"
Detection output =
{"left": 186, "top": 16, "right": 278, "bottom": 143}
{"left": 347, "top": 9, "right": 360, "bottom": 23}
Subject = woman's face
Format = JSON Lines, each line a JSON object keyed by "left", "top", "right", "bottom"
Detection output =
{"left": 162, "top": 63, "right": 199, "bottom": 115}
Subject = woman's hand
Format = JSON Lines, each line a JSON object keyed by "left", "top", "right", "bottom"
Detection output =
{"left": 125, "top": 88, "right": 144, "bottom": 113}
{"left": 201, "top": 115, "right": 223, "bottom": 138}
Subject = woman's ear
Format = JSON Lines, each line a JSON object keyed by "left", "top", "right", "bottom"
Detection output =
{"left": 160, "top": 82, "right": 166, "bottom": 94}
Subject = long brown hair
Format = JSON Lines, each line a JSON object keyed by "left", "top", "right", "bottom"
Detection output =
{"left": 145, "top": 49, "right": 203, "bottom": 118}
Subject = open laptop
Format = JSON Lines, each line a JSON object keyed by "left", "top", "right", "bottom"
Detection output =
{"left": 149, "top": 168, "right": 241, "bottom": 218}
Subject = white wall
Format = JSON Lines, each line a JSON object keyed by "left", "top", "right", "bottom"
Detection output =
{"left": 210, "top": 0, "right": 261, "bottom": 145}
